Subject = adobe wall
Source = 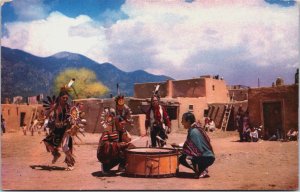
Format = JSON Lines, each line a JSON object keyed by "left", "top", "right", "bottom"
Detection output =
{"left": 74, "top": 98, "right": 147, "bottom": 135}
{"left": 229, "top": 89, "right": 248, "bottom": 101}
{"left": 172, "top": 79, "right": 206, "bottom": 98}
{"left": 205, "top": 78, "right": 230, "bottom": 104}
{"left": 208, "top": 101, "right": 248, "bottom": 130}
{"left": 248, "top": 85, "right": 298, "bottom": 138}
{"left": 128, "top": 98, "right": 146, "bottom": 114}
{"left": 128, "top": 114, "right": 146, "bottom": 136}
{"left": 74, "top": 99, "right": 104, "bottom": 133}
{"left": 176, "top": 97, "right": 208, "bottom": 130}
{"left": 207, "top": 104, "right": 226, "bottom": 128}
{"left": 1, "top": 104, "right": 43, "bottom": 132}
{"left": 134, "top": 82, "right": 167, "bottom": 98}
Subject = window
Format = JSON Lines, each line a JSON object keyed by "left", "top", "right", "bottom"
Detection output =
{"left": 189, "top": 105, "right": 193, "bottom": 111}
{"left": 212, "top": 85, "right": 215, "bottom": 91}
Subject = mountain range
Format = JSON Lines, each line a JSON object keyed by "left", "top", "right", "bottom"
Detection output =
{"left": 1, "top": 46, "right": 172, "bottom": 102}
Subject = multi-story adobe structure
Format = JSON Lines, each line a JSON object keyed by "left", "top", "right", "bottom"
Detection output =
{"left": 0, "top": 75, "right": 231, "bottom": 135}
{"left": 134, "top": 75, "right": 230, "bottom": 131}
{"left": 4, "top": 74, "right": 296, "bottom": 138}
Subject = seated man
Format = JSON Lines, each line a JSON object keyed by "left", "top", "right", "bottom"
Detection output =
{"left": 249, "top": 127, "right": 259, "bottom": 142}
{"left": 287, "top": 128, "right": 298, "bottom": 141}
{"left": 204, "top": 117, "right": 210, "bottom": 132}
{"left": 208, "top": 119, "right": 216, "bottom": 132}
{"left": 97, "top": 107, "right": 134, "bottom": 175}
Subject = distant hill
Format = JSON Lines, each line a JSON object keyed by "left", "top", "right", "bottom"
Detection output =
{"left": 1, "top": 46, "right": 173, "bottom": 102}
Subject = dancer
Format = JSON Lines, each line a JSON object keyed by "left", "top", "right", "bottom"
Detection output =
{"left": 42, "top": 79, "right": 85, "bottom": 170}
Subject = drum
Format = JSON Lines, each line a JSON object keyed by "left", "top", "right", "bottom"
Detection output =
{"left": 125, "top": 147, "right": 178, "bottom": 178}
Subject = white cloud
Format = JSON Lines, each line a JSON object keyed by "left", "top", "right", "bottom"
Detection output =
{"left": 1, "top": 0, "right": 299, "bottom": 86}
{"left": 11, "top": 0, "right": 50, "bottom": 21}
{"left": 108, "top": 0, "right": 298, "bottom": 85}
{"left": 2, "top": 12, "right": 108, "bottom": 62}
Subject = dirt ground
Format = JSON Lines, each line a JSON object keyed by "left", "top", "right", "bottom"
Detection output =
{"left": 1, "top": 129, "right": 298, "bottom": 191}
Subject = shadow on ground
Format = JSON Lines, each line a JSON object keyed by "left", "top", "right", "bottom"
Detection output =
{"left": 91, "top": 170, "right": 119, "bottom": 177}
{"left": 30, "top": 165, "right": 66, "bottom": 171}
{"left": 175, "top": 171, "right": 197, "bottom": 179}
{"left": 91, "top": 171, "right": 198, "bottom": 179}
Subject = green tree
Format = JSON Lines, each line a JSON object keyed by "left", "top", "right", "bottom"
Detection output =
{"left": 54, "top": 68, "right": 109, "bottom": 98}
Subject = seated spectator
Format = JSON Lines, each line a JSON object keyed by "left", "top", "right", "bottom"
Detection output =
{"left": 287, "top": 128, "right": 298, "bottom": 141}
{"left": 249, "top": 127, "right": 259, "bottom": 142}
{"left": 244, "top": 124, "right": 251, "bottom": 142}
{"left": 268, "top": 134, "right": 277, "bottom": 141}
{"left": 204, "top": 117, "right": 210, "bottom": 132}
{"left": 208, "top": 119, "right": 216, "bottom": 132}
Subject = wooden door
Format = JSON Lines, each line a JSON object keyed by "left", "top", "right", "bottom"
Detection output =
{"left": 262, "top": 101, "right": 282, "bottom": 139}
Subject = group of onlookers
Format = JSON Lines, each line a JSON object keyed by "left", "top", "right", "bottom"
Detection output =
{"left": 235, "top": 105, "right": 298, "bottom": 142}
{"left": 235, "top": 106, "right": 262, "bottom": 142}
{"left": 20, "top": 110, "right": 48, "bottom": 136}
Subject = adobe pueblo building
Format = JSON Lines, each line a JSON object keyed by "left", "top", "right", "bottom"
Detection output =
{"left": 248, "top": 84, "right": 298, "bottom": 140}
{"left": 68, "top": 75, "right": 231, "bottom": 135}
{"left": 2, "top": 75, "right": 298, "bottom": 139}
{"left": 134, "top": 75, "right": 230, "bottom": 132}
{"left": 1, "top": 104, "right": 43, "bottom": 133}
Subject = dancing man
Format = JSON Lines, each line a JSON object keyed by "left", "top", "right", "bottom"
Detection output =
{"left": 42, "top": 79, "right": 85, "bottom": 170}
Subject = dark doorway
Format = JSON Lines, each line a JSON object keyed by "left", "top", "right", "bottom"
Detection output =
{"left": 20, "top": 112, "right": 26, "bottom": 126}
{"left": 203, "top": 109, "right": 209, "bottom": 117}
{"left": 166, "top": 106, "right": 178, "bottom": 120}
{"left": 263, "top": 101, "right": 283, "bottom": 139}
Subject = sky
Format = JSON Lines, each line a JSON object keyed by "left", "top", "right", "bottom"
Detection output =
{"left": 1, "top": 0, "right": 299, "bottom": 87}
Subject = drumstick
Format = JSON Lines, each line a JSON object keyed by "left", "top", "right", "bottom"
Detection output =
{"left": 156, "top": 135, "right": 166, "bottom": 142}
{"left": 128, "top": 136, "right": 142, "bottom": 143}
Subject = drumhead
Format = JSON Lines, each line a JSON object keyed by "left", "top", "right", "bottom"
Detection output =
{"left": 126, "top": 147, "right": 176, "bottom": 154}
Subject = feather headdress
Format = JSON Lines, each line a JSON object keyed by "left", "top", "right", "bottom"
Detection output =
{"left": 151, "top": 84, "right": 161, "bottom": 101}
{"left": 114, "top": 83, "right": 125, "bottom": 105}
{"left": 42, "top": 78, "right": 76, "bottom": 114}
{"left": 59, "top": 78, "right": 75, "bottom": 97}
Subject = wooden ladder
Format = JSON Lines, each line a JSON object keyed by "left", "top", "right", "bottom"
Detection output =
{"left": 221, "top": 104, "right": 232, "bottom": 131}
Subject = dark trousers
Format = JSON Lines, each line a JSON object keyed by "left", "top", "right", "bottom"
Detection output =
{"left": 239, "top": 131, "right": 244, "bottom": 141}
{"left": 150, "top": 125, "right": 168, "bottom": 147}
{"left": 1, "top": 125, "right": 5, "bottom": 133}
{"left": 277, "top": 129, "right": 283, "bottom": 140}
{"left": 102, "top": 158, "right": 125, "bottom": 172}
{"left": 179, "top": 154, "right": 215, "bottom": 174}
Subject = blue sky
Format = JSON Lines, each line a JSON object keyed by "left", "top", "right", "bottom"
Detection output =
{"left": 1, "top": 0, "right": 299, "bottom": 87}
